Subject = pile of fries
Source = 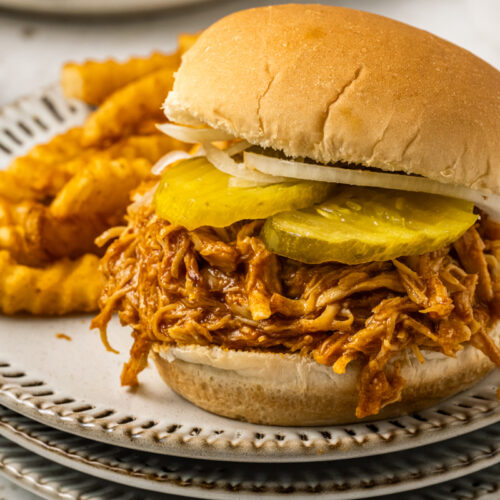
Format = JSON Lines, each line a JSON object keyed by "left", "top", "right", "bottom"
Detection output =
{"left": 0, "top": 34, "right": 198, "bottom": 315}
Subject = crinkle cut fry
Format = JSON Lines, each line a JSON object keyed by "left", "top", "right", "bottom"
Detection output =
{"left": 93, "top": 202, "right": 500, "bottom": 418}
{"left": 62, "top": 52, "right": 179, "bottom": 106}
{"left": 0, "top": 45, "right": 194, "bottom": 316}
{"left": 82, "top": 67, "right": 176, "bottom": 147}
{"left": 61, "top": 34, "right": 198, "bottom": 107}
{"left": 50, "top": 157, "right": 153, "bottom": 220}
{"left": 0, "top": 127, "right": 87, "bottom": 202}
{"left": 0, "top": 131, "right": 185, "bottom": 204}
{"left": 0, "top": 250, "right": 102, "bottom": 315}
{"left": 177, "top": 33, "right": 200, "bottom": 55}
{"left": 0, "top": 153, "right": 173, "bottom": 269}
{"left": 0, "top": 157, "right": 155, "bottom": 267}
{"left": 0, "top": 196, "right": 110, "bottom": 266}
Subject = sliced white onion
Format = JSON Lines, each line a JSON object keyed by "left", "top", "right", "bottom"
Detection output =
{"left": 151, "top": 150, "right": 192, "bottom": 175}
{"left": 129, "top": 184, "right": 158, "bottom": 211}
{"left": 225, "top": 140, "right": 252, "bottom": 157}
{"left": 203, "top": 142, "right": 289, "bottom": 184}
{"left": 228, "top": 177, "right": 274, "bottom": 188}
{"left": 244, "top": 152, "right": 500, "bottom": 221}
{"left": 156, "top": 123, "right": 235, "bottom": 143}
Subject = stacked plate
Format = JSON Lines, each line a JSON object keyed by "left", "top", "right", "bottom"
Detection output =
{"left": 0, "top": 0, "right": 216, "bottom": 16}
{"left": 1, "top": 87, "right": 500, "bottom": 499}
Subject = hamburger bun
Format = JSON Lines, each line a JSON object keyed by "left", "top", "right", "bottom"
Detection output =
{"left": 152, "top": 321, "right": 499, "bottom": 426}
{"left": 148, "top": 5, "right": 500, "bottom": 426}
{"left": 164, "top": 4, "right": 500, "bottom": 194}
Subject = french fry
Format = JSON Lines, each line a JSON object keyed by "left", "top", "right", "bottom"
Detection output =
{"left": 135, "top": 118, "right": 161, "bottom": 136}
{"left": 14, "top": 127, "right": 84, "bottom": 165}
{"left": 0, "top": 42, "right": 196, "bottom": 316}
{"left": 0, "top": 173, "right": 39, "bottom": 203}
{"left": 61, "top": 52, "right": 179, "bottom": 106}
{"left": 0, "top": 197, "right": 107, "bottom": 266}
{"left": 41, "top": 157, "right": 156, "bottom": 262}
{"left": 1, "top": 131, "right": 181, "bottom": 205}
{"left": 0, "top": 198, "right": 49, "bottom": 265}
{"left": 59, "top": 134, "right": 185, "bottom": 180}
{"left": 50, "top": 157, "right": 153, "bottom": 219}
{"left": 82, "top": 67, "right": 175, "bottom": 147}
{"left": 0, "top": 168, "right": 71, "bottom": 203}
{"left": 0, "top": 140, "right": 171, "bottom": 266}
{"left": 1, "top": 127, "right": 88, "bottom": 202}
{"left": 106, "top": 134, "right": 188, "bottom": 163}
{"left": 0, "top": 250, "right": 102, "bottom": 315}
{"left": 178, "top": 33, "right": 200, "bottom": 55}
{"left": 40, "top": 212, "right": 109, "bottom": 261}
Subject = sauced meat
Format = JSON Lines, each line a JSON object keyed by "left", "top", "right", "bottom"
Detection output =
{"left": 92, "top": 198, "right": 500, "bottom": 418}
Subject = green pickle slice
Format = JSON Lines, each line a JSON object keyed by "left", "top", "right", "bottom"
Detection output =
{"left": 261, "top": 185, "right": 477, "bottom": 264}
{"left": 154, "top": 157, "right": 331, "bottom": 230}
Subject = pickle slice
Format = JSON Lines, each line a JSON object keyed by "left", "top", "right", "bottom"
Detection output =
{"left": 154, "top": 157, "right": 331, "bottom": 230}
{"left": 261, "top": 186, "right": 477, "bottom": 264}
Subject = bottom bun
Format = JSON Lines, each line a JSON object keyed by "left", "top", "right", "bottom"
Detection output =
{"left": 151, "top": 322, "right": 499, "bottom": 426}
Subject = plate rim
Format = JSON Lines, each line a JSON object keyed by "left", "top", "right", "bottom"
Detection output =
{"left": 0, "top": 0, "right": 216, "bottom": 16}
{"left": 1, "top": 85, "right": 500, "bottom": 464}
{"left": 1, "top": 404, "right": 500, "bottom": 499}
{"left": 2, "top": 351, "right": 500, "bottom": 463}
{"left": 2, "top": 435, "right": 500, "bottom": 500}
{"left": 0, "top": 435, "right": 169, "bottom": 500}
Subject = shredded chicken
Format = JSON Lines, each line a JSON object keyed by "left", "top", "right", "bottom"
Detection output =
{"left": 92, "top": 198, "right": 500, "bottom": 419}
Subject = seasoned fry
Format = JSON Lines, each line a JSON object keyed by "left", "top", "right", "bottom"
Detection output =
{"left": 1, "top": 132, "right": 182, "bottom": 206}
{"left": 0, "top": 198, "right": 47, "bottom": 265}
{"left": 106, "top": 134, "right": 187, "bottom": 163}
{"left": 0, "top": 127, "right": 89, "bottom": 202}
{"left": 0, "top": 41, "right": 195, "bottom": 316}
{"left": 0, "top": 250, "right": 102, "bottom": 315}
{"left": 178, "top": 33, "right": 199, "bottom": 55}
{"left": 14, "top": 127, "right": 84, "bottom": 165}
{"left": 59, "top": 134, "right": 185, "bottom": 180}
{"left": 49, "top": 134, "right": 183, "bottom": 180}
{"left": 50, "top": 157, "right": 153, "bottom": 220}
{"left": 82, "top": 67, "right": 175, "bottom": 147}
{"left": 0, "top": 197, "right": 108, "bottom": 266}
{"left": 0, "top": 173, "right": 39, "bottom": 203}
{"left": 61, "top": 52, "right": 179, "bottom": 106}
{"left": 0, "top": 140, "right": 172, "bottom": 266}
{"left": 41, "top": 213, "right": 109, "bottom": 261}
{"left": 135, "top": 118, "right": 162, "bottom": 136}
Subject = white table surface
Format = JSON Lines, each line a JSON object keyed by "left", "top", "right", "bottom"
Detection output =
{"left": 0, "top": 476, "right": 38, "bottom": 500}
{"left": 0, "top": 0, "right": 498, "bottom": 498}
{"left": 0, "top": 0, "right": 499, "bottom": 108}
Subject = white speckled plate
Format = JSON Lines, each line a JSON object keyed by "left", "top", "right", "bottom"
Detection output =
{"left": 1, "top": 433, "right": 500, "bottom": 500}
{"left": 1, "top": 86, "right": 500, "bottom": 463}
{"left": 1, "top": 404, "right": 500, "bottom": 499}
{"left": 0, "top": 436, "right": 176, "bottom": 500}
{"left": 2, "top": 312, "right": 500, "bottom": 463}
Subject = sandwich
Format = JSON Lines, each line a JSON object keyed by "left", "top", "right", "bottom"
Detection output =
{"left": 92, "top": 4, "right": 500, "bottom": 425}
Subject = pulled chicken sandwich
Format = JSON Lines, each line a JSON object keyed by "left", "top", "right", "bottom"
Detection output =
{"left": 93, "top": 4, "right": 500, "bottom": 425}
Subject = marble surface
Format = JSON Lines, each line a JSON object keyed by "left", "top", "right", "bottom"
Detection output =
{"left": 0, "top": 0, "right": 499, "bottom": 108}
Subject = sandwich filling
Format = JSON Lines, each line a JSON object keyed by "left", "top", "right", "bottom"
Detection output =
{"left": 93, "top": 183, "right": 500, "bottom": 418}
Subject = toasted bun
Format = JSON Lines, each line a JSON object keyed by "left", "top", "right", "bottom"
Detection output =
{"left": 152, "top": 322, "right": 499, "bottom": 426}
{"left": 164, "top": 4, "right": 500, "bottom": 194}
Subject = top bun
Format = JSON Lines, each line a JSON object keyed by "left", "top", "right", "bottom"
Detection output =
{"left": 164, "top": 4, "right": 500, "bottom": 194}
